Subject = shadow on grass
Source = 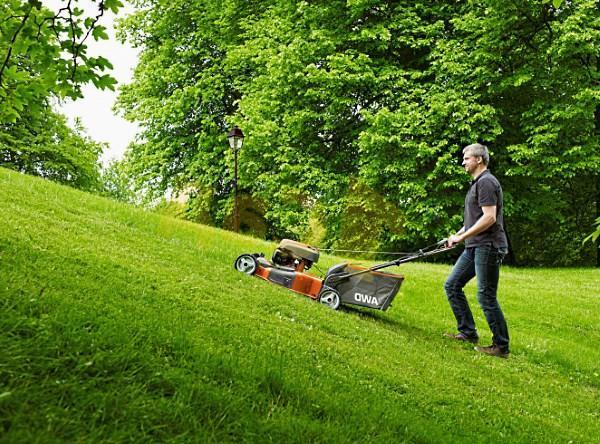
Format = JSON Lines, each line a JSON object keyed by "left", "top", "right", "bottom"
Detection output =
{"left": 340, "top": 305, "right": 433, "bottom": 340}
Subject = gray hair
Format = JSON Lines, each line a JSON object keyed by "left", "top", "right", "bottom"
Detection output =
{"left": 463, "top": 143, "right": 489, "bottom": 166}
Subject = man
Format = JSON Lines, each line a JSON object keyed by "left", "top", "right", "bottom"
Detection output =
{"left": 444, "top": 143, "right": 510, "bottom": 358}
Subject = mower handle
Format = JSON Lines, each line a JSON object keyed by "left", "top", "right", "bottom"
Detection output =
{"left": 333, "top": 240, "right": 456, "bottom": 281}
{"left": 392, "top": 243, "right": 454, "bottom": 266}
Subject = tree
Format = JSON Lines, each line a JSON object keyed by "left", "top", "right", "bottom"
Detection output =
{"left": 1, "top": 0, "right": 123, "bottom": 188}
{"left": 116, "top": 0, "right": 248, "bottom": 222}
{"left": 232, "top": 0, "right": 449, "bottom": 242}
{"left": 0, "top": 109, "right": 104, "bottom": 190}
{"left": 585, "top": 218, "right": 600, "bottom": 243}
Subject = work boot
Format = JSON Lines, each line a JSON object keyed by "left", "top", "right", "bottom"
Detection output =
{"left": 443, "top": 332, "right": 479, "bottom": 344}
{"left": 474, "top": 344, "right": 509, "bottom": 359}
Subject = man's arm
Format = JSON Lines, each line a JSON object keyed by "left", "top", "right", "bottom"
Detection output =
{"left": 448, "top": 206, "right": 496, "bottom": 247}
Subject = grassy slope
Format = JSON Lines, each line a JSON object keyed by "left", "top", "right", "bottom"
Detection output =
{"left": 1, "top": 167, "right": 598, "bottom": 443}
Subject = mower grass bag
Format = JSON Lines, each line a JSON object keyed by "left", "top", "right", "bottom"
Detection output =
{"left": 322, "top": 263, "right": 404, "bottom": 310}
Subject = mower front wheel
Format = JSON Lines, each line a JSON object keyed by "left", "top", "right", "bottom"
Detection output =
{"left": 319, "top": 289, "right": 340, "bottom": 310}
{"left": 234, "top": 254, "right": 258, "bottom": 275}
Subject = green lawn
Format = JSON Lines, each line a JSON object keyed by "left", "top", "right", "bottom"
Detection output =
{"left": 1, "top": 167, "right": 598, "bottom": 443}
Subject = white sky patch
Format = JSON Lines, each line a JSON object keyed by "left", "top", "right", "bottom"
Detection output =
{"left": 43, "top": 0, "right": 140, "bottom": 167}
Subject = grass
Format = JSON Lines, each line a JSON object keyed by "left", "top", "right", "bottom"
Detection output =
{"left": 1, "top": 166, "right": 599, "bottom": 443}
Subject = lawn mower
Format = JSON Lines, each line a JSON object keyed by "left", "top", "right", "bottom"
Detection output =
{"left": 234, "top": 239, "right": 451, "bottom": 311}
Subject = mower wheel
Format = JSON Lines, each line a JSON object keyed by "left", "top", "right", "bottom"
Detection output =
{"left": 319, "top": 289, "right": 340, "bottom": 310}
{"left": 234, "top": 254, "right": 258, "bottom": 275}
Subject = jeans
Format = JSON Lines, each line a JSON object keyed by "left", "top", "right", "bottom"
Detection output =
{"left": 444, "top": 245, "right": 509, "bottom": 352}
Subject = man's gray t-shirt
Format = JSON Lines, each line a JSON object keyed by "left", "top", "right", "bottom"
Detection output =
{"left": 464, "top": 170, "right": 508, "bottom": 248}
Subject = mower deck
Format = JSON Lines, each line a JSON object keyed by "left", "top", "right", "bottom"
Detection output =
{"left": 254, "top": 257, "right": 323, "bottom": 300}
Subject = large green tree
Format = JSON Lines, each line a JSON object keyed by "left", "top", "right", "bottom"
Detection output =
{"left": 118, "top": 0, "right": 599, "bottom": 265}
{"left": 116, "top": 0, "right": 250, "bottom": 224}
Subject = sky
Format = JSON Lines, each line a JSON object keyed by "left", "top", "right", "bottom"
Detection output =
{"left": 45, "top": 0, "right": 140, "bottom": 166}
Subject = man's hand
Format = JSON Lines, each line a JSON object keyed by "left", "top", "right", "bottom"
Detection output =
{"left": 447, "top": 234, "right": 463, "bottom": 248}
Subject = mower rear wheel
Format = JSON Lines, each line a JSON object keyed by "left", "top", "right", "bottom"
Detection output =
{"left": 234, "top": 254, "right": 258, "bottom": 275}
{"left": 319, "top": 289, "right": 340, "bottom": 310}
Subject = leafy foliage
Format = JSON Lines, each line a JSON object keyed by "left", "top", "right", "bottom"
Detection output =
{"left": 0, "top": 0, "right": 123, "bottom": 189}
{"left": 0, "top": 109, "right": 103, "bottom": 190}
{"left": 585, "top": 217, "right": 600, "bottom": 244}
{"left": 101, "top": 158, "right": 138, "bottom": 203}
{"left": 0, "top": 0, "right": 122, "bottom": 122}
{"left": 117, "top": 0, "right": 599, "bottom": 265}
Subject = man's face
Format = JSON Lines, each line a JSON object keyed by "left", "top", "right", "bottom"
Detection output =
{"left": 462, "top": 151, "right": 481, "bottom": 175}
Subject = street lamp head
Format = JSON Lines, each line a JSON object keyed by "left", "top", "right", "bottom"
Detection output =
{"left": 227, "top": 126, "right": 245, "bottom": 151}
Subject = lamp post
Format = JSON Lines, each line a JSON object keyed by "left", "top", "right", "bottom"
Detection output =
{"left": 227, "top": 126, "right": 244, "bottom": 233}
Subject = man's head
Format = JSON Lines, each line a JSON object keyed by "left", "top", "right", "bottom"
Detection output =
{"left": 462, "top": 143, "right": 489, "bottom": 177}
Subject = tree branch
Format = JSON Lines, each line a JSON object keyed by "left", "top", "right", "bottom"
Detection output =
{"left": 0, "top": 6, "right": 33, "bottom": 90}
{"left": 0, "top": 14, "right": 28, "bottom": 29}
{"left": 70, "top": 1, "right": 106, "bottom": 81}
{"left": 540, "top": 4, "right": 554, "bottom": 42}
